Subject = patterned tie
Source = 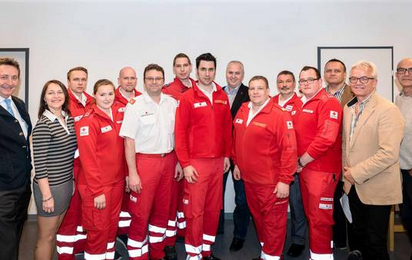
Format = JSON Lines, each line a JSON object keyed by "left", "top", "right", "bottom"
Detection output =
{"left": 4, "top": 99, "right": 15, "bottom": 117}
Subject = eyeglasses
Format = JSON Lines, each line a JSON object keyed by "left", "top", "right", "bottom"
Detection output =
{"left": 145, "top": 77, "right": 164, "bottom": 82}
{"left": 397, "top": 68, "right": 412, "bottom": 75}
{"left": 298, "top": 78, "right": 319, "bottom": 85}
{"left": 349, "top": 76, "right": 375, "bottom": 84}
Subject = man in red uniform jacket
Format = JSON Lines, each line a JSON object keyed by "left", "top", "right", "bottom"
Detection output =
{"left": 294, "top": 66, "right": 342, "bottom": 260}
{"left": 274, "top": 70, "right": 307, "bottom": 258}
{"left": 114, "top": 66, "right": 141, "bottom": 240}
{"left": 175, "top": 53, "right": 232, "bottom": 260}
{"left": 57, "top": 66, "right": 94, "bottom": 260}
{"left": 232, "top": 75, "right": 297, "bottom": 260}
{"left": 162, "top": 53, "right": 196, "bottom": 260}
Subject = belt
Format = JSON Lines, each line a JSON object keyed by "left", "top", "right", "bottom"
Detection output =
{"left": 136, "top": 152, "right": 170, "bottom": 158}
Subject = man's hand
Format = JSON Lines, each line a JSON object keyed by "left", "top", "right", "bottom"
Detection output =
{"left": 233, "top": 165, "right": 241, "bottom": 180}
{"left": 125, "top": 176, "right": 130, "bottom": 193}
{"left": 94, "top": 194, "right": 106, "bottom": 209}
{"left": 344, "top": 167, "right": 355, "bottom": 185}
{"left": 223, "top": 157, "right": 230, "bottom": 173}
{"left": 274, "top": 182, "right": 289, "bottom": 198}
{"left": 128, "top": 173, "right": 143, "bottom": 193}
{"left": 175, "top": 162, "right": 184, "bottom": 181}
{"left": 184, "top": 165, "right": 199, "bottom": 183}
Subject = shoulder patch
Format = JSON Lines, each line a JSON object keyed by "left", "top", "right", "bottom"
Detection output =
{"left": 80, "top": 126, "right": 89, "bottom": 136}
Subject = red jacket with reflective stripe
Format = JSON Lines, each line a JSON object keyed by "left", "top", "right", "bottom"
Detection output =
{"left": 232, "top": 99, "right": 297, "bottom": 185}
{"left": 294, "top": 89, "right": 343, "bottom": 173}
{"left": 175, "top": 83, "right": 232, "bottom": 168}
{"left": 76, "top": 104, "right": 124, "bottom": 197}
{"left": 162, "top": 77, "right": 196, "bottom": 101}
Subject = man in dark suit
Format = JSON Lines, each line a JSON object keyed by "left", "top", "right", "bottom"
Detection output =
{"left": 218, "top": 60, "right": 250, "bottom": 251}
{"left": 0, "top": 57, "right": 32, "bottom": 260}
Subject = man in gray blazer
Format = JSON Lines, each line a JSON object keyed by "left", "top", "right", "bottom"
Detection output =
{"left": 0, "top": 57, "right": 32, "bottom": 260}
{"left": 343, "top": 60, "right": 404, "bottom": 260}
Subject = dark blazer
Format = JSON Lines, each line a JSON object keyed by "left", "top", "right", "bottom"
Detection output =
{"left": 224, "top": 83, "right": 250, "bottom": 119}
{"left": 0, "top": 96, "right": 32, "bottom": 190}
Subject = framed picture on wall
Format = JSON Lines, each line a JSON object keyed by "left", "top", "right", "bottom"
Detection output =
{"left": 0, "top": 48, "right": 30, "bottom": 107}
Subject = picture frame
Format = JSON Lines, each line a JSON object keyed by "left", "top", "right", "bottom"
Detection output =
{"left": 0, "top": 48, "right": 30, "bottom": 107}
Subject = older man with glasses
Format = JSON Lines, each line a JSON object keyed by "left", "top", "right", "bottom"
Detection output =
{"left": 343, "top": 60, "right": 404, "bottom": 260}
{"left": 294, "top": 66, "right": 343, "bottom": 260}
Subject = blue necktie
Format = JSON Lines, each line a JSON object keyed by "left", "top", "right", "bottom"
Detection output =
{"left": 4, "top": 99, "right": 15, "bottom": 117}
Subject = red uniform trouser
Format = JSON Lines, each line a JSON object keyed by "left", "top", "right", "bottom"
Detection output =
{"left": 78, "top": 181, "right": 123, "bottom": 260}
{"left": 127, "top": 152, "right": 176, "bottom": 260}
{"left": 57, "top": 162, "right": 86, "bottom": 260}
{"left": 164, "top": 179, "right": 186, "bottom": 247}
{"left": 183, "top": 158, "right": 223, "bottom": 260}
{"left": 299, "top": 168, "right": 338, "bottom": 260}
{"left": 118, "top": 191, "right": 132, "bottom": 235}
{"left": 244, "top": 181, "right": 288, "bottom": 260}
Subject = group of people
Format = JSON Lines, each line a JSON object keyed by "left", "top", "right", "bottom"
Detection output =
{"left": 0, "top": 54, "right": 411, "bottom": 260}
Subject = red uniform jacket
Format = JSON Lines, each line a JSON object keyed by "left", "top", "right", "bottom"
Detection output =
{"left": 273, "top": 93, "right": 302, "bottom": 118}
{"left": 294, "top": 89, "right": 343, "bottom": 173}
{"left": 68, "top": 89, "right": 94, "bottom": 125}
{"left": 175, "top": 82, "right": 232, "bottom": 168}
{"left": 76, "top": 104, "right": 124, "bottom": 197}
{"left": 232, "top": 99, "right": 297, "bottom": 185}
{"left": 162, "top": 77, "right": 196, "bottom": 100}
{"left": 114, "top": 87, "right": 141, "bottom": 177}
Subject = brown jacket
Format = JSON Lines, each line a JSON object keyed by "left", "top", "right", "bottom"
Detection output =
{"left": 342, "top": 93, "right": 404, "bottom": 205}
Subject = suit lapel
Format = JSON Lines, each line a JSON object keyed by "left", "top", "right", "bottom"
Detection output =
{"left": 231, "top": 84, "right": 248, "bottom": 115}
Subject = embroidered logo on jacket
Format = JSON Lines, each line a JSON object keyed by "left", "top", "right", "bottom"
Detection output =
{"left": 80, "top": 126, "right": 89, "bottom": 136}
{"left": 118, "top": 107, "right": 126, "bottom": 112}
{"left": 302, "top": 109, "right": 314, "bottom": 113}
{"left": 285, "top": 105, "right": 293, "bottom": 111}
{"left": 214, "top": 100, "right": 227, "bottom": 105}
{"left": 330, "top": 111, "right": 338, "bottom": 119}
{"left": 286, "top": 121, "right": 294, "bottom": 129}
{"left": 252, "top": 122, "right": 267, "bottom": 128}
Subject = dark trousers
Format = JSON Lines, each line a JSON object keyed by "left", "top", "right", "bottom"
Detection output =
{"left": 288, "top": 173, "right": 306, "bottom": 245}
{"left": 333, "top": 180, "right": 354, "bottom": 248}
{"left": 348, "top": 186, "right": 391, "bottom": 260}
{"left": 400, "top": 169, "right": 412, "bottom": 245}
{"left": 218, "top": 161, "right": 250, "bottom": 239}
{"left": 0, "top": 183, "right": 31, "bottom": 260}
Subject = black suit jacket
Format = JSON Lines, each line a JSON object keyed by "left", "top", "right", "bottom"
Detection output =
{"left": 0, "top": 96, "right": 32, "bottom": 191}
{"left": 224, "top": 83, "right": 250, "bottom": 119}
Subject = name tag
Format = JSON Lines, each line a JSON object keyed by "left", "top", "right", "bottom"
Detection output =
{"left": 285, "top": 105, "right": 293, "bottom": 111}
{"left": 118, "top": 107, "right": 126, "bottom": 112}
{"left": 194, "top": 102, "right": 207, "bottom": 108}
{"left": 214, "top": 99, "right": 227, "bottom": 105}
{"left": 101, "top": 125, "right": 113, "bottom": 133}
{"left": 319, "top": 203, "right": 333, "bottom": 210}
{"left": 252, "top": 122, "right": 267, "bottom": 128}
{"left": 302, "top": 109, "right": 314, "bottom": 113}
{"left": 74, "top": 115, "right": 83, "bottom": 122}
{"left": 235, "top": 118, "right": 243, "bottom": 124}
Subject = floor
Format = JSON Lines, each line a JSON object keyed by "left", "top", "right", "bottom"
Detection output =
{"left": 20, "top": 216, "right": 411, "bottom": 260}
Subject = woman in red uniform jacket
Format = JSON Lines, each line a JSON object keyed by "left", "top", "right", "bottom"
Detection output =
{"left": 76, "top": 79, "right": 124, "bottom": 260}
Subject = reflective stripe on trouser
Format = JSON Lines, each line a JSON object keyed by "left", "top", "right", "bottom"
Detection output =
{"left": 117, "top": 190, "right": 132, "bottom": 235}
{"left": 164, "top": 178, "right": 179, "bottom": 246}
{"left": 183, "top": 158, "right": 223, "bottom": 258}
{"left": 299, "top": 168, "right": 338, "bottom": 255}
{"left": 78, "top": 181, "right": 123, "bottom": 260}
{"left": 57, "top": 162, "right": 86, "bottom": 260}
{"left": 261, "top": 251, "right": 281, "bottom": 260}
{"left": 310, "top": 250, "right": 334, "bottom": 260}
{"left": 128, "top": 152, "right": 176, "bottom": 260}
{"left": 244, "top": 182, "right": 288, "bottom": 258}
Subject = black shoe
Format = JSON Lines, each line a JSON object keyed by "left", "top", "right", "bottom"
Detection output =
{"left": 203, "top": 254, "right": 221, "bottom": 260}
{"left": 164, "top": 245, "right": 177, "bottom": 260}
{"left": 229, "top": 237, "right": 245, "bottom": 251}
{"left": 287, "top": 243, "right": 305, "bottom": 257}
{"left": 251, "top": 257, "right": 260, "bottom": 260}
{"left": 347, "top": 250, "right": 363, "bottom": 260}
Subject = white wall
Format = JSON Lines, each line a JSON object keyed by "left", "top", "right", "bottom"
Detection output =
{"left": 1, "top": 0, "right": 411, "bottom": 214}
